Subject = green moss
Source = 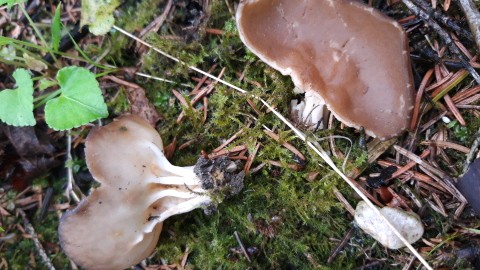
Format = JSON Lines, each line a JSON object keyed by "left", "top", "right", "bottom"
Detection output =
{"left": 2, "top": 213, "right": 69, "bottom": 270}
{"left": 6, "top": 0, "right": 468, "bottom": 269}
{"left": 107, "top": 87, "right": 131, "bottom": 115}
{"left": 123, "top": 1, "right": 366, "bottom": 268}
{"left": 109, "top": 0, "right": 167, "bottom": 65}
{"left": 155, "top": 171, "right": 354, "bottom": 269}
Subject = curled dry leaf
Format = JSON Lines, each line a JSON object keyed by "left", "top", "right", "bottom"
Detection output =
{"left": 106, "top": 75, "right": 162, "bottom": 126}
{"left": 124, "top": 85, "right": 162, "bottom": 126}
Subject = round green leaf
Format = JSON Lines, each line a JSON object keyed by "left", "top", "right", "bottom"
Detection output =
{"left": 45, "top": 66, "right": 108, "bottom": 130}
{"left": 0, "top": 68, "right": 35, "bottom": 126}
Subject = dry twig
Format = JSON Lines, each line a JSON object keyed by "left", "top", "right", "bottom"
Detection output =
{"left": 233, "top": 231, "right": 251, "bottom": 263}
{"left": 244, "top": 142, "right": 260, "bottom": 174}
{"left": 138, "top": 0, "right": 174, "bottom": 38}
{"left": 17, "top": 208, "right": 55, "bottom": 270}
{"left": 420, "top": 140, "right": 470, "bottom": 153}
{"left": 263, "top": 130, "right": 306, "bottom": 161}
{"left": 327, "top": 228, "right": 353, "bottom": 264}
{"left": 458, "top": 0, "right": 480, "bottom": 50}
{"left": 65, "top": 133, "right": 80, "bottom": 203}
{"left": 394, "top": 145, "right": 467, "bottom": 203}
{"left": 402, "top": 0, "right": 480, "bottom": 84}
{"left": 332, "top": 186, "right": 355, "bottom": 216}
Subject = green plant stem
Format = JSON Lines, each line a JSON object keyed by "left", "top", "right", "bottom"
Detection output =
{"left": 18, "top": 4, "right": 58, "bottom": 62}
{"left": 34, "top": 89, "right": 61, "bottom": 108}
{"left": 1, "top": 36, "right": 55, "bottom": 54}
{"left": 427, "top": 233, "right": 459, "bottom": 256}
{"left": 1, "top": 36, "right": 116, "bottom": 72}
{"left": 2, "top": 36, "right": 107, "bottom": 65}
{"left": 65, "top": 24, "right": 115, "bottom": 71}
{"left": 95, "top": 69, "right": 118, "bottom": 78}
{"left": 0, "top": 56, "right": 28, "bottom": 68}
{"left": 11, "top": 44, "right": 53, "bottom": 69}
{"left": 0, "top": 53, "right": 28, "bottom": 62}
{"left": 32, "top": 75, "right": 49, "bottom": 81}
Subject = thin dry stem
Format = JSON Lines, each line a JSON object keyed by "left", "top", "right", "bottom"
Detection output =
{"left": 244, "top": 142, "right": 260, "bottom": 174}
{"left": 263, "top": 130, "right": 306, "bottom": 161}
{"left": 458, "top": 0, "right": 480, "bottom": 50}
{"left": 17, "top": 208, "right": 55, "bottom": 270}
{"left": 410, "top": 69, "right": 434, "bottom": 130}
{"left": 444, "top": 94, "right": 466, "bottom": 125}
{"left": 233, "top": 231, "right": 251, "bottom": 263}
{"left": 332, "top": 186, "right": 355, "bottom": 216}
{"left": 65, "top": 133, "right": 80, "bottom": 203}
{"left": 421, "top": 140, "right": 470, "bottom": 153}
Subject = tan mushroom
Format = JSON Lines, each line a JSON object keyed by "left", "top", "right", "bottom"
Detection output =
{"left": 58, "top": 115, "right": 243, "bottom": 270}
{"left": 236, "top": 0, "right": 414, "bottom": 139}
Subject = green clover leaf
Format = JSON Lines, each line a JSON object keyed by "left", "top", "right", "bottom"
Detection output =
{"left": 0, "top": 68, "right": 35, "bottom": 126}
{"left": 45, "top": 66, "right": 108, "bottom": 130}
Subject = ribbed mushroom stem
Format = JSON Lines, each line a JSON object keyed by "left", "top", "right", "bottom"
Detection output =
{"left": 145, "top": 141, "right": 198, "bottom": 178}
{"left": 143, "top": 195, "right": 212, "bottom": 233}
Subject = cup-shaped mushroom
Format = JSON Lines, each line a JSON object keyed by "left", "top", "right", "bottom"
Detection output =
{"left": 236, "top": 0, "right": 415, "bottom": 139}
{"left": 58, "top": 116, "right": 212, "bottom": 270}
{"left": 58, "top": 190, "right": 165, "bottom": 270}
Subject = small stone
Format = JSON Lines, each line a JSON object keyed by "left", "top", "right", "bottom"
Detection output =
{"left": 441, "top": 116, "right": 451, "bottom": 124}
{"left": 354, "top": 201, "right": 424, "bottom": 249}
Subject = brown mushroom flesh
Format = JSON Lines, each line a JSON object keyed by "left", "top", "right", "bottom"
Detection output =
{"left": 237, "top": 0, "right": 415, "bottom": 139}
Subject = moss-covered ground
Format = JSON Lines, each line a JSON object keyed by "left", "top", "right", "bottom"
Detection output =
{"left": 111, "top": 1, "right": 359, "bottom": 268}
{"left": 1, "top": 0, "right": 480, "bottom": 269}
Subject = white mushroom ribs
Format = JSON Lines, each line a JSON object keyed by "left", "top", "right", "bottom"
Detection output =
{"left": 291, "top": 89, "right": 327, "bottom": 129}
{"left": 58, "top": 115, "right": 244, "bottom": 270}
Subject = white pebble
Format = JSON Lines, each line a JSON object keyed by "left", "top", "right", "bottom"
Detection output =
{"left": 442, "top": 116, "right": 451, "bottom": 124}
{"left": 354, "top": 201, "right": 424, "bottom": 249}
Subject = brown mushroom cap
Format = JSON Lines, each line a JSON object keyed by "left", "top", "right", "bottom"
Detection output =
{"left": 58, "top": 116, "right": 166, "bottom": 270}
{"left": 58, "top": 115, "right": 209, "bottom": 270}
{"left": 236, "top": 0, "right": 414, "bottom": 139}
{"left": 58, "top": 191, "right": 164, "bottom": 270}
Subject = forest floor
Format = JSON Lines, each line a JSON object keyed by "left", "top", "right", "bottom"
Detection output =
{"left": 0, "top": 0, "right": 480, "bottom": 269}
